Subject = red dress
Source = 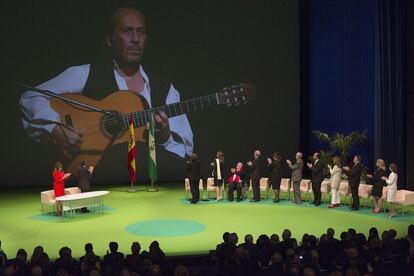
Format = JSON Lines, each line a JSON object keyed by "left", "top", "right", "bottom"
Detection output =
{"left": 53, "top": 171, "right": 65, "bottom": 197}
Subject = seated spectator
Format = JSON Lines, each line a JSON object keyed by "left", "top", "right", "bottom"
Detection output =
{"left": 174, "top": 265, "right": 189, "bottom": 276}
{"left": 80, "top": 251, "right": 101, "bottom": 275}
{"left": 148, "top": 264, "right": 163, "bottom": 276}
{"left": 149, "top": 241, "right": 165, "bottom": 269}
{"left": 54, "top": 246, "right": 78, "bottom": 275}
{"left": 406, "top": 224, "right": 414, "bottom": 257}
{"left": 126, "top": 241, "right": 142, "bottom": 272}
{"left": 279, "top": 229, "right": 297, "bottom": 256}
{"left": 6, "top": 248, "right": 30, "bottom": 275}
{"left": 80, "top": 243, "right": 100, "bottom": 264}
{"left": 103, "top": 241, "right": 125, "bottom": 270}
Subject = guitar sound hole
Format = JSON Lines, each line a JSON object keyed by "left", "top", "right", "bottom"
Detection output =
{"left": 102, "top": 115, "right": 124, "bottom": 137}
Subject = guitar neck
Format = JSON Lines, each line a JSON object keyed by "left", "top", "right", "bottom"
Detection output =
{"left": 123, "top": 93, "right": 220, "bottom": 130}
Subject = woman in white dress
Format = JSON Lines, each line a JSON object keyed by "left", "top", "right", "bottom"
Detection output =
{"left": 382, "top": 163, "right": 398, "bottom": 218}
{"left": 328, "top": 156, "right": 342, "bottom": 208}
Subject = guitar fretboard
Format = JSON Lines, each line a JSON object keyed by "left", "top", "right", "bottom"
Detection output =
{"left": 121, "top": 93, "right": 219, "bottom": 130}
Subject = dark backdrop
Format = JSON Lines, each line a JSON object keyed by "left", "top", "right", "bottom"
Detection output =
{"left": 300, "top": 0, "right": 411, "bottom": 188}
{"left": 0, "top": 0, "right": 300, "bottom": 187}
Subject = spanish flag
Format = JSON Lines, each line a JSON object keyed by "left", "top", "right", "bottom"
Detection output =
{"left": 128, "top": 113, "right": 136, "bottom": 183}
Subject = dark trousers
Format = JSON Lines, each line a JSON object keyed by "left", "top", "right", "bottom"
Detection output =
{"left": 228, "top": 182, "right": 242, "bottom": 201}
{"left": 190, "top": 180, "right": 200, "bottom": 202}
{"left": 80, "top": 186, "right": 90, "bottom": 212}
{"left": 350, "top": 185, "right": 360, "bottom": 209}
{"left": 252, "top": 178, "right": 260, "bottom": 200}
{"left": 312, "top": 181, "right": 322, "bottom": 204}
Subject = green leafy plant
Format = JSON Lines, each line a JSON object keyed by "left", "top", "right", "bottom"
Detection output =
{"left": 312, "top": 130, "right": 368, "bottom": 178}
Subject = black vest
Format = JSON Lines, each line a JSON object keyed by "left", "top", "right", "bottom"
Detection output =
{"left": 82, "top": 60, "right": 171, "bottom": 109}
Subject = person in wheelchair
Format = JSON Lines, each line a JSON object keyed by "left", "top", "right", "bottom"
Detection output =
{"left": 227, "top": 162, "right": 246, "bottom": 202}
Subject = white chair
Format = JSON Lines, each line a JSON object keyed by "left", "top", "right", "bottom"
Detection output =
{"left": 299, "top": 179, "right": 311, "bottom": 202}
{"left": 279, "top": 178, "right": 291, "bottom": 200}
{"left": 394, "top": 190, "right": 414, "bottom": 216}
{"left": 338, "top": 181, "right": 350, "bottom": 206}
{"left": 248, "top": 178, "right": 269, "bottom": 199}
{"left": 65, "top": 187, "right": 81, "bottom": 195}
{"left": 184, "top": 178, "right": 204, "bottom": 199}
{"left": 40, "top": 190, "right": 56, "bottom": 214}
{"left": 358, "top": 183, "right": 373, "bottom": 208}
{"left": 40, "top": 187, "right": 82, "bottom": 214}
{"left": 321, "top": 180, "right": 331, "bottom": 203}
{"left": 206, "top": 177, "right": 216, "bottom": 199}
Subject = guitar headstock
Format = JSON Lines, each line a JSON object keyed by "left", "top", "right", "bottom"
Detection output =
{"left": 217, "top": 83, "right": 256, "bottom": 106}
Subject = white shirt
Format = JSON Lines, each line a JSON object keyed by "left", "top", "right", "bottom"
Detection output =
{"left": 19, "top": 64, "right": 193, "bottom": 158}
{"left": 386, "top": 172, "right": 398, "bottom": 189}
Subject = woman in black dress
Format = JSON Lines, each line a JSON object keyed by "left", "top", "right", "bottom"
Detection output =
{"left": 211, "top": 151, "right": 225, "bottom": 201}
{"left": 267, "top": 152, "right": 282, "bottom": 203}
{"left": 367, "top": 159, "right": 386, "bottom": 213}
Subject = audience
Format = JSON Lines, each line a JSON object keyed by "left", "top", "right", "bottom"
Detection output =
{"left": 0, "top": 225, "right": 413, "bottom": 275}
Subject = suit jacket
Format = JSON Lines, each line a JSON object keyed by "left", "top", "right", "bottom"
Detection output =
{"left": 288, "top": 160, "right": 303, "bottom": 182}
{"left": 212, "top": 159, "right": 225, "bottom": 181}
{"left": 268, "top": 160, "right": 282, "bottom": 185}
{"left": 249, "top": 158, "right": 261, "bottom": 180}
{"left": 186, "top": 160, "right": 201, "bottom": 181}
{"left": 78, "top": 166, "right": 92, "bottom": 192}
{"left": 346, "top": 162, "right": 363, "bottom": 188}
{"left": 310, "top": 160, "right": 324, "bottom": 183}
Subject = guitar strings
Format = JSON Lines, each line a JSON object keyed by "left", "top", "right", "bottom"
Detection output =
{"left": 62, "top": 88, "right": 247, "bottom": 140}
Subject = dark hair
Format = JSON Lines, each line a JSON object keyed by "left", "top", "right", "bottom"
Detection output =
{"left": 354, "top": 155, "right": 362, "bottom": 162}
{"left": 54, "top": 162, "right": 63, "bottom": 172}
{"left": 272, "top": 152, "right": 281, "bottom": 161}
{"left": 389, "top": 163, "right": 398, "bottom": 173}
{"left": 109, "top": 241, "right": 118, "bottom": 252}
{"left": 315, "top": 152, "right": 321, "bottom": 159}
{"left": 190, "top": 153, "right": 198, "bottom": 161}
{"left": 85, "top": 243, "right": 93, "bottom": 252}
{"left": 333, "top": 156, "right": 342, "bottom": 168}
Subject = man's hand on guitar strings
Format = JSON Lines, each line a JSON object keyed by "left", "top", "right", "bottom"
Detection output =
{"left": 51, "top": 125, "right": 83, "bottom": 159}
{"left": 153, "top": 111, "right": 171, "bottom": 144}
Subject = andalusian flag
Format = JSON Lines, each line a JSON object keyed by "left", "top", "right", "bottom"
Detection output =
{"left": 128, "top": 113, "right": 136, "bottom": 183}
{"left": 148, "top": 112, "right": 157, "bottom": 183}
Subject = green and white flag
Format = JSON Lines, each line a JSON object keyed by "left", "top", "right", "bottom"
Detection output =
{"left": 148, "top": 113, "right": 157, "bottom": 183}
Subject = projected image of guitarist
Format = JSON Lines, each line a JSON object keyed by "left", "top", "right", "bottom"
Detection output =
{"left": 19, "top": 6, "right": 254, "bottom": 182}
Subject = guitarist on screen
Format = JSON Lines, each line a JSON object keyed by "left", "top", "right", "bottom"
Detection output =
{"left": 19, "top": 6, "right": 193, "bottom": 182}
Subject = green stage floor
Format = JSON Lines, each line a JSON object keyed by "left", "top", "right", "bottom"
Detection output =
{"left": 0, "top": 183, "right": 413, "bottom": 259}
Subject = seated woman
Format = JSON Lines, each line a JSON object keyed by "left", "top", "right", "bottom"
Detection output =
{"left": 227, "top": 162, "right": 246, "bottom": 201}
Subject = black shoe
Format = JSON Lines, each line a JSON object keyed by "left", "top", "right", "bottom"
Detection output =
{"left": 351, "top": 207, "right": 359, "bottom": 211}
{"left": 190, "top": 201, "right": 197, "bottom": 204}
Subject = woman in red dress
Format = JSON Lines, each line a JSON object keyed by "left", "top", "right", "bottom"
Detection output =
{"left": 53, "top": 162, "right": 70, "bottom": 215}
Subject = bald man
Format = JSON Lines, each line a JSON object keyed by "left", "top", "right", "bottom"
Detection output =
{"left": 19, "top": 6, "right": 193, "bottom": 182}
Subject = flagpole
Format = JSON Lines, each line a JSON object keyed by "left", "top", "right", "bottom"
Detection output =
{"left": 147, "top": 180, "right": 158, "bottom": 192}
{"left": 128, "top": 181, "right": 138, "bottom": 193}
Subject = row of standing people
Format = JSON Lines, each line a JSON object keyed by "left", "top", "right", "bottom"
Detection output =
{"left": 185, "top": 151, "right": 399, "bottom": 217}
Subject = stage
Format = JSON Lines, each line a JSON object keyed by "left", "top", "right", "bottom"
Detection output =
{"left": 1, "top": 183, "right": 413, "bottom": 259}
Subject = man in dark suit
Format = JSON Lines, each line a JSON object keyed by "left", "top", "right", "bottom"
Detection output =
{"left": 307, "top": 152, "right": 324, "bottom": 206}
{"left": 343, "top": 155, "right": 363, "bottom": 211}
{"left": 247, "top": 150, "right": 261, "bottom": 202}
{"left": 186, "top": 153, "right": 201, "bottom": 203}
{"left": 78, "top": 160, "right": 94, "bottom": 212}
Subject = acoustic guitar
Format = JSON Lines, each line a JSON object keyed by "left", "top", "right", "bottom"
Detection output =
{"left": 50, "top": 83, "right": 255, "bottom": 173}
